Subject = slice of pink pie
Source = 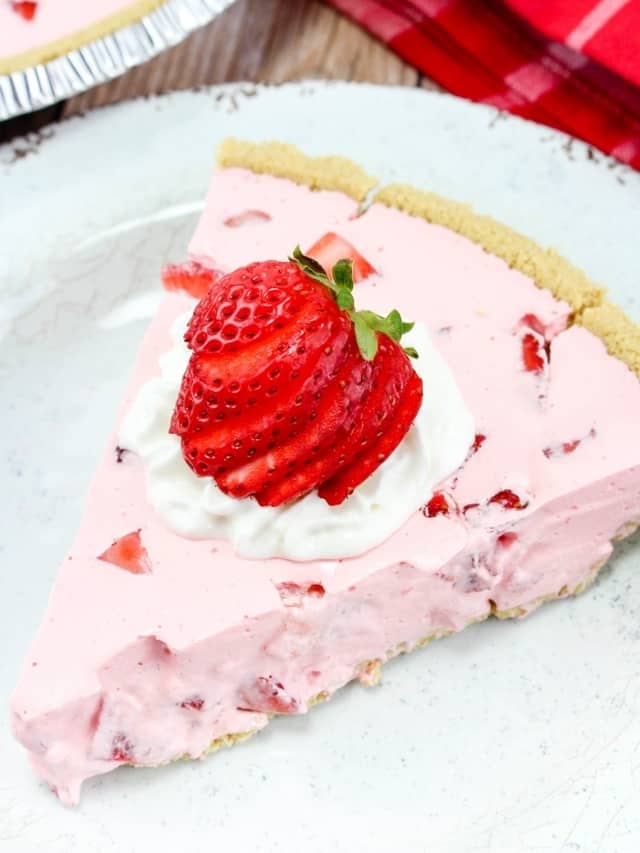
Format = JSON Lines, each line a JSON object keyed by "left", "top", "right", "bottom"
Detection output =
{"left": 0, "top": 0, "right": 166, "bottom": 74}
{"left": 12, "top": 139, "right": 640, "bottom": 805}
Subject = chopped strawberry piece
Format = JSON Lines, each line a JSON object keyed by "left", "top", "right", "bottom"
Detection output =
{"left": 306, "top": 232, "right": 375, "bottom": 282}
{"left": 238, "top": 676, "right": 298, "bottom": 715}
{"left": 98, "top": 530, "right": 151, "bottom": 575}
{"left": 180, "top": 696, "right": 205, "bottom": 711}
{"left": 424, "top": 492, "right": 450, "bottom": 517}
{"left": 11, "top": 1, "right": 37, "bottom": 21}
{"left": 275, "top": 582, "right": 326, "bottom": 606}
{"left": 223, "top": 210, "right": 271, "bottom": 227}
{"left": 562, "top": 439, "right": 580, "bottom": 454}
{"left": 110, "top": 734, "right": 134, "bottom": 762}
{"left": 521, "top": 333, "right": 545, "bottom": 373}
{"left": 519, "top": 313, "right": 546, "bottom": 337}
{"left": 497, "top": 532, "right": 518, "bottom": 548}
{"left": 471, "top": 433, "right": 486, "bottom": 453}
{"left": 543, "top": 427, "right": 596, "bottom": 459}
{"left": 488, "top": 489, "right": 528, "bottom": 510}
{"left": 161, "top": 260, "right": 222, "bottom": 299}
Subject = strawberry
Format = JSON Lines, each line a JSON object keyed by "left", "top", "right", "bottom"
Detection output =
{"left": 318, "top": 367, "right": 423, "bottom": 504}
{"left": 488, "top": 489, "right": 528, "bottom": 510}
{"left": 471, "top": 433, "right": 486, "bottom": 453}
{"left": 519, "top": 313, "right": 546, "bottom": 337}
{"left": 170, "top": 247, "right": 421, "bottom": 506}
{"left": 275, "top": 582, "right": 326, "bottom": 606}
{"left": 224, "top": 210, "right": 271, "bottom": 227}
{"left": 306, "top": 232, "right": 375, "bottom": 282}
{"left": 11, "top": 1, "right": 37, "bottom": 20}
{"left": 161, "top": 260, "right": 222, "bottom": 300}
{"left": 521, "top": 332, "right": 545, "bottom": 373}
{"left": 110, "top": 733, "right": 134, "bottom": 762}
{"left": 238, "top": 675, "right": 298, "bottom": 714}
{"left": 543, "top": 428, "right": 596, "bottom": 459}
{"left": 98, "top": 530, "right": 151, "bottom": 575}
{"left": 424, "top": 492, "right": 450, "bottom": 518}
{"left": 180, "top": 696, "right": 205, "bottom": 711}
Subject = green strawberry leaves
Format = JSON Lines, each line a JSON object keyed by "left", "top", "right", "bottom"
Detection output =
{"left": 290, "top": 246, "right": 418, "bottom": 361}
{"left": 352, "top": 314, "right": 378, "bottom": 361}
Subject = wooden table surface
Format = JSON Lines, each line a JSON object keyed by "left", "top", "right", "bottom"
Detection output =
{"left": 1, "top": 0, "right": 439, "bottom": 144}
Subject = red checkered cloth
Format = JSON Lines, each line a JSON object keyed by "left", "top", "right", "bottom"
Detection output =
{"left": 327, "top": 0, "right": 640, "bottom": 169}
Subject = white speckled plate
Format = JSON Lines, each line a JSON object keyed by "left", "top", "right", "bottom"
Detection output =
{"left": 1, "top": 82, "right": 639, "bottom": 853}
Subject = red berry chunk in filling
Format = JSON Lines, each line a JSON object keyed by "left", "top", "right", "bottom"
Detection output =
{"left": 521, "top": 333, "right": 545, "bottom": 373}
{"left": 306, "top": 232, "right": 375, "bottom": 282}
{"left": 424, "top": 492, "right": 450, "bottom": 518}
{"left": 238, "top": 676, "right": 299, "bottom": 714}
{"left": 488, "top": 489, "right": 528, "bottom": 510}
{"left": 161, "top": 261, "right": 223, "bottom": 299}
{"left": 110, "top": 734, "right": 134, "bottom": 762}
{"left": 224, "top": 210, "right": 271, "bottom": 227}
{"left": 180, "top": 696, "right": 205, "bottom": 711}
{"left": 98, "top": 530, "right": 151, "bottom": 575}
{"left": 11, "top": 1, "right": 37, "bottom": 21}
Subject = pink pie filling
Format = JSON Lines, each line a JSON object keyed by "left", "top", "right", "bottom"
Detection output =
{"left": 11, "top": 169, "right": 640, "bottom": 804}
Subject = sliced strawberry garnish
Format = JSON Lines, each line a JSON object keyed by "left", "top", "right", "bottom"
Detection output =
{"left": 98, "top": 530, "right": 151, "bottom": 575}
{"left": 171, "top": 249, "right": 420, "bottom": 506}
{"left": 264, "top": 336, "right": 412, "bottom": 505}
{"left": 183, "top": 260, "right": 327, "bottom": 355}
{"left": 224, "top": 210, "right": 271, "bottom": 227}
{"left": 238, "top": 676, "right": 298, "bottom": 714}
{"left": 306, "top": 232, "right": 375, "bottom": 283}
{"left": 161, "top": 260, "right": 222, "bottom": 300}
{"left": 318, "top": 367, "right": 423, "bottom": 505}
{"left": 11, "top": 1, "right": 38, "bottom": 21}
{"left": 222, "top": 339, "right": 371, "bottom": 501}
{"left": 174, "top": 314, "right": 353, "bottom": 477}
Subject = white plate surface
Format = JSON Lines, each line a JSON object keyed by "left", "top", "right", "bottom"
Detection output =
{"left": 1, "top": 81, "right": 639, "bottom": 853}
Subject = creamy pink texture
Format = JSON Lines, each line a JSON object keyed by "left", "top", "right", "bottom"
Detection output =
{"left": 12, "top": 169, "right": 640, "bottom": 804}
{"left": 0, "top": 0, "right": 153, "bottom": 60}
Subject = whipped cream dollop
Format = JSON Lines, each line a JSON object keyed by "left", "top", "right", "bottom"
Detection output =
{"left": 120, "top": 314, "right": 475, "bottom": 561}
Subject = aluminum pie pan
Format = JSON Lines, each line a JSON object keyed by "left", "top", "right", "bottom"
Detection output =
{"left": 0, "top": 0, "right": 237, "bottom": 121}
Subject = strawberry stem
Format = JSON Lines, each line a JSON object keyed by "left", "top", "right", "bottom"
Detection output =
{"left": 290, "top": 246, "right": 418, "bottom": 361}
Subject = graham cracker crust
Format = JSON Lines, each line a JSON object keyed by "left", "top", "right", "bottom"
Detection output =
{"left": 218, "top": 138, "right": 377, "bottom": 203}
{"left": 216, "top": 139, "right": 640, "bottom": 377}
{"left": 0, "top": 0, "right": 166, "bottom": 75}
